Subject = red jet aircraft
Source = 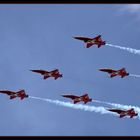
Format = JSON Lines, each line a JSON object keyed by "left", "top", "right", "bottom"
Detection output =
{"left": 0, "top": 89, "right": 29, "bottom": 100}
{"left": 74, "top": 35, "right": 106, "bottom": 48}
{"left": 30, "top": 69, "right": 63, "bottom": 80}
{"left": 107, "top": 108, "right": 138, "bottom": 118}
{"left": 62, "top": 93, "right": 92, "bottom": 104}
{"left": 99, "top": 68, "right": 129, "bottom": 78}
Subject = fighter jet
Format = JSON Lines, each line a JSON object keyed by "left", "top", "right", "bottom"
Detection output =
{"left": 62, "top": 93, "right": 92, "bottom": 104}
{"left": 107, "top": 108, "right": 138, "bottom": 118}
{"left": 99, "top": 68, "right": 129, "bottom": 78}
{"left": 0, "top": 89, "right": 28, "bottom": 100}
{"left": 30, "top": 69, "right": 63, "bottom": 80}
{"left": 74, "top": 35, "right": 106, "bottom": 48}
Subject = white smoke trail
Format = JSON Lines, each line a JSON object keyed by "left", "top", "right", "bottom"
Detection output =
{"left": 92, "top": 99, "right": 113, "bottom": 105}
{"left": 92, "top": 99, "right": 140, "bottom": 119}
{"left": 106, "top": 43, "right": 140, "bottom": 55}
{"left": 29, "top": 96, "right": 117, "bottom": 116}
{"left": 129, "top": 74, "right": 140, "bottom": 78}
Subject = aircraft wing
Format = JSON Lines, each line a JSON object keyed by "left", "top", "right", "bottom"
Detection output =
{"left": 108, "top": 109, "right": 125, "bottom": 114}
{"left": 81, "top": 94, "right": 88, "bottom": 98}
{"left": 120, "top": 68, "right": 125, "bottom": 71}
{"left": 86, "top": 42, "right": 94, "bottom": 48}
{"left": 120, "top": 114, "right": 126, "bottom": 118}
{"left": 74, "top": 37, "right": 92, "bottom": 42}
{"left": 17, "top": 90, "right": 25, "bottom": 94}
{"left": 51, "top": 69, "right": 59, "bottom": 73}
{"left": 99, "top": 69, "right": 117, "bottom": 73}
{"left": 62, "top": 95, "right": 79, "bottom": 99}
{"left": 0, "top": 90, "right": 15, "bottom": 95}
{"left": 30, "top": 70, "right": 47, "bottom": 75}
{"left": 128, "top": 108, "right": 134, "bottom": 112}
{"left": 93, "top": 35, "right": 102, "bottom": 41}
{"left": 119, "top": 68, "right": 127, "bottom": 73}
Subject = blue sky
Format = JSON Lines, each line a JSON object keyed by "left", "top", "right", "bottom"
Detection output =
{"left": 0, "top": 4, "right": 140, "bottom": 136}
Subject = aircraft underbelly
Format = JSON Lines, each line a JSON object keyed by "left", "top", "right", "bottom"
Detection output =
{"left": 75, "top": 98, "right": 81, "bottom": 102}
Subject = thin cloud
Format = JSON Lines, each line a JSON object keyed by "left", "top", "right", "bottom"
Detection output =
{"left": 116, "top": 4, "right": 140, "bottom": 28}
{"left": 119, "top": 4, "right": 140, "bottom": 16}
{"left": 124, "top": 4, "right": 140, "bottom": 14}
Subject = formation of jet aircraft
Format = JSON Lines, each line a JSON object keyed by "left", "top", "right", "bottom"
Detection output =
{"left": 0, "top": 34, "right": 137, "bottom": 119}
{"left": 62, "top": 93, "right": 92, "bottom": 104}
